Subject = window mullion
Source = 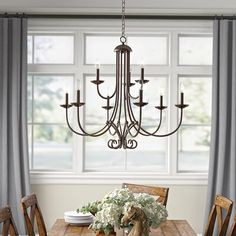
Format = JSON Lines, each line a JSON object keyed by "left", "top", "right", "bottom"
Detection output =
{"left": 169, "top": 31, "right": 178, "bottom": 176}
{"left": 73, "top": 29, "right": 84, "bottom": 174}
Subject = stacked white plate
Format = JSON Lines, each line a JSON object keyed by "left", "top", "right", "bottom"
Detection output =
{"left": 64, "top": 211, "right": 93, "bottom": 226}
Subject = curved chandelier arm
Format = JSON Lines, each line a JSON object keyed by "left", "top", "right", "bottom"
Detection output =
{"left": 153, "top": 116, "right": 164, "bottom": 134}
{"left": 116, "top": 57, "right": 123, "bottom": 125}
{"left": 96, "top": 83, "right": 116, "bottom": 100}
{"left": 125, "top": 104, "right": 143, "bottom": 137}
{"left": 126, "top": 89, "right": 169, "bottom": 137}
{"left": 127, "top": 77, "right": 139, "bottom": 100}
{"left": 65, "top": 108, "right": 87, "bottom": 136}
{"left": 107, "top": 123, "right": 122, "bottom": 149}
{"left": 122, "top": 124, "right": 138, "bottom": 149}
{"left": 126, "top": 98, "right": 150, "bottom": 138}
{"left": 146, "top": 109, "right": 164, "bottom": 135}
{"left": 126, "top": 122, "right": 139, "bottom": 138}
{"left": 126, "top": 84, "right": 161, "bottom": 138}
{"left": 123, "top": 56, "right": 142, "bottom": 139}
{"left": 105, "top": 52, "right": 121, "bottom": 124}
{"left": 139, "top": 108, "right": 184, "bottom": 137}
{"left": 108, "top": 121, "right": 117, "bottom": 136}
{"left": 128, "top": 91, "right": 139, "bottom": 100}
{"left": 126, "top": 87, "right": 144, "bottom": 125}
{"left": 74, "top": 108, "right": 112, "bottom": 137}
{"left": 73, "top": 73, "right": 121, "bottom": 137}
{"left": 94, "top": 52, "right": 120, "bottom": 100}
{"left": 107, "top": 122, "right": 138, "bottom": 149}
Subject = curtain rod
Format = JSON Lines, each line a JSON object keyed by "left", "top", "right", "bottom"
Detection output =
{"left": 0, "top": 13, "right": 235, "bottom": 20}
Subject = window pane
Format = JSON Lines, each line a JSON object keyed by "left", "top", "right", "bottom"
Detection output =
{"left": 179, "top": 76, "right": 212, "bottom": 124}
{"left": 128, "top": 36, "right": 168, "bottom": 65}
{"left": 85, "top": 35, "right": 118, "bottom": 64}
{"left": 34, "top": 35, "right": 74, "bottom": 64}
{"left": 179, "top": 35, "right": 212, "bottom": 65}
{"left": 33, "top": 125, "right": 73, "bottom": 170}
{"left": 28, "top": 35, "right": 33, "bottom": 64}
{"left": 178, "top": 126, "right": 210, "bottom": 172}
{"left": 85, "top": 35, "right": 168, "bottom": 65}
{"left": 127, "top": 127, "right": 167, "bottom": 171}
{"left": 33, "top": 75, "right": 74, "bottom": 123}
{"left": 84, "top": 125, "right": 125, "bottom": 170}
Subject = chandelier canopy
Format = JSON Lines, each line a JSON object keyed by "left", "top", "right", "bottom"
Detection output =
{"left": 61, "top": 0, "right": 188, "bottom": 149}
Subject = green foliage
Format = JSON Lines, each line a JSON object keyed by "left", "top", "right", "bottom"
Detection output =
{"left": 78, "top": 201, "right": 101, "bottom": 216}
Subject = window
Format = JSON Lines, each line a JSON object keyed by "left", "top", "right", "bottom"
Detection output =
{"left": 28, "top": 74, "right": 74, "bottom": 171}
{"left": 178, "top": 76, "right": 211, "bottom": 172}
{"left": 28, "top": 34, "right": 75, "bottom": 171}
{"left": 28, "top": 20, "right": 212, "bottom": 184}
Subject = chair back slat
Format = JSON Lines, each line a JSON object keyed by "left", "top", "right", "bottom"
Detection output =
{"left": 0, "top": 206, "right": 19, "bottom": 236}
{"left": 216, "top": 205, "right": 223, "bottom": 232}
{"left": 204, "top": 195, "right": 233, "bottom": 236}
{"left": 30, "top": 204, "right": 36, "bottom": 227}
{"left": 21, "top": 193, "right": 47, "bottom": 236}
{"left": 122, "top": 183, "right": 169, "bottom": 207}
{"left": 228, "top": 216, "right": 236, "bottom": 236}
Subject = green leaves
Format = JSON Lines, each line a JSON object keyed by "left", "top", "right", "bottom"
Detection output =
{"left": 78, "top": 201, "right": 101, "bottom": 216}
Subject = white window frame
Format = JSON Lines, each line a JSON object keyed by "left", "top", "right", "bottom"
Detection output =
{"left": 28, "top": 19, "right": 212, "bottom": 185}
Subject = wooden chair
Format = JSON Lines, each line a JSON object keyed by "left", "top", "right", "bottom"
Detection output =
{"left": 122, "top": 183, "right": 169, "bottom": 207}
{"left": 0, "top": 205, "right": 19, "bottom": 236}
{"left": 21, "top": 193, "right": 47, "bottom": 236}
{"left": 228, "top": 215, "right": 236, "bottom": 236}
{"left": 204, "top": 195, "right": 233, "bottom": 236}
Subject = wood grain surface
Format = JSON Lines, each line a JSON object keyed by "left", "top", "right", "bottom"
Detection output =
{"left": 48, "top": 219, "right": 197, "bottom": 236}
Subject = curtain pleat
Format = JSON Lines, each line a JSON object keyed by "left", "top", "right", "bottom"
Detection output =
{"left": 0, "top": 17, "right": 30, "bottom": 234}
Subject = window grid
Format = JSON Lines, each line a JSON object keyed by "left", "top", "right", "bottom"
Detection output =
{"left": 28, "top": 20, "right": 212, "bottom": 184}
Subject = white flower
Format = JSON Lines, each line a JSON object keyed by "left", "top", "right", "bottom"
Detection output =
{"left": 82, "top": 188, "right": 168, "bottom": 233}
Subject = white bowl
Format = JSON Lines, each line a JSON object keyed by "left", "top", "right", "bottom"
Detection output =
{"left": 64, "top": 211, "right": 93, "bottom": 219}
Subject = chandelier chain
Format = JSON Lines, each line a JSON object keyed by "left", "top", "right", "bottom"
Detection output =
{"left": 121, "top": 0, "right": 126, "bottom": 42}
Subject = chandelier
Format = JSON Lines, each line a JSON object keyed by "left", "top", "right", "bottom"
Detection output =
{"left": 61, "top": 0, "right": 188, "bottom": 149}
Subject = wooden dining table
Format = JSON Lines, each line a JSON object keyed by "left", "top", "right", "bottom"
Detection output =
{"left": 48, "top": 219, "right": 197, "bottom": 236}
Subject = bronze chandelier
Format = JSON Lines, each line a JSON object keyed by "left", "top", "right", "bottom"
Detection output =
{"left": 61, "top": 0, "right": 188, "bottom": 149}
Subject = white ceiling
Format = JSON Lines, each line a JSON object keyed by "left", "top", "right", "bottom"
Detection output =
{"left": 1, "top": 0, "right": 236, "bottom": 14}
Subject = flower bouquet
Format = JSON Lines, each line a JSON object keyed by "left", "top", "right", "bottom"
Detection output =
{"left": 78, "top": 188, "right": 168, "bottom": 235}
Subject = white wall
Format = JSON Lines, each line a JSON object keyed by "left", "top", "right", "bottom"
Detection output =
{"left": 32, "top": 184, "right": 207, "bottom": 234}
{"left": 1, "top": 0, "right": 236, "bottom": 14}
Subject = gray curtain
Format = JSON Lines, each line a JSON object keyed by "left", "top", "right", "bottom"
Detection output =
{"left": 205, "top": 19, "right": 236, "bottom": 233}
{"left": 0, "top": 17, "right": 30, "bottom": 234}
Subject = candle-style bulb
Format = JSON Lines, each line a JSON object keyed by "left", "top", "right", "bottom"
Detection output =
{"left": 180, "top": 83, "right": 185, "bottom": 93}
{"left": 77, "top": 90, "right": 80, "bottom": 103}
{"left": 160, "top": 95, "right": 163, "bottom": 107}
{"left": 65, "top": 93, "right": 68, "bottom": 105}
{"left": 95, "top": 62, "right": 100, "bottom": 81}
{"left": 180, "top": 92, "right": 184, "bottom": 105}
{"left": 139, "top": 89, "right": 143, "bottom": 102}
{"left": 141, "top": 67, "right": 144, "bottom": 81}
{"left": 96, "top": 68, "right": 100, "bottom": 81}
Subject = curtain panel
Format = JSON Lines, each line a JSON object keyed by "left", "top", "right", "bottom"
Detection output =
{"left": 0, "top": 17, "right": 30, "bottom": 233}
{"left": 205, "top": 19, "right": 236, "bottom": 233}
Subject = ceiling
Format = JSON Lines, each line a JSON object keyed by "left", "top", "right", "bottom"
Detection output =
{"left": 1, "top": 0, "right": 236, "bottom": 14}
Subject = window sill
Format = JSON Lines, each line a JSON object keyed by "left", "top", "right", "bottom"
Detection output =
{"left": 30, "top": 172, "right": 208, "bottom": 185}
